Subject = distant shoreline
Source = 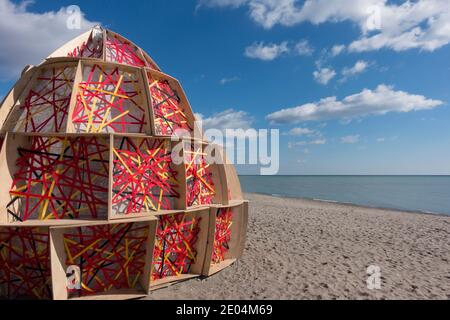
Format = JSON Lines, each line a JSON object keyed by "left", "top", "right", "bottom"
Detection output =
{"left": 245, "top": 191, "right": 450, "bottom": 218}
{"left": 239, "top": 175, "right": 450, "bottom": 216}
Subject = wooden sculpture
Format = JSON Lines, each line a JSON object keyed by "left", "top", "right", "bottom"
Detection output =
{"left": 0, "top": 26, "right": 248, "bottom": 300}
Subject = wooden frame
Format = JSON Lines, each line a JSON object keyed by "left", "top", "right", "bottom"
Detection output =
{"left": 67, "top": 60, "right": 153, "bottom": 135}
{"left": 181, "top": 138, "right": 227, "bottom": 209}
{"left": 143, "top": 68, "right": 200, "bottom": 138}
{"left": 0, "top": 132, "right": 191, "bottom": 223}
{"left": 140, "top": 49, "right": 161, "bottom": 72}
{"left": 0, "top": 26, "right": 249, "bottom": 300}
{"left": 109, "top": 134, "right": 186, "bottom": 219}
{"left": 149, "top": 208, "right": 210, "bottom": 290}
{"left": 202, "top": 201, "right": 248, "bottom": 276}
{"left": 0, "top": 223, "right": 51, "bottom": 300}
{"left": 50, "top": 217, "right": 157, "bottom": 300}
{"left": 2, "top": 61, "right": 79, "bottom": 134}
{"left": 0, "top": 219, "right": 93, "bottom": 300}
{"left": 105, "top": 30, "right": 148, "bottom": 68}
{"left": 0, "top": 132, "right": 112, "bottom": 223}
{"left": 47, "top": 29, "right": 93, "bottom": 59}
{"left": 216, "top": 145, "right": 244, "bottom": 204}
{"left": 0, "top": 66, "right": 37, "bottom": 133}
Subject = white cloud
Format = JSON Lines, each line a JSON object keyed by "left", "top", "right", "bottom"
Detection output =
{"left": 0, "top": 0, "right": 98, "bottom": 80}
{"left": 196, "top": 109, "right": 254, "bottom": 130}
{"left": 331, "top": 44, "right": 345, "bottom": 56}
{"left": 244, "top": 40, "right": 314, "bottom": 61}
{"left": 340, "top": 135, "right": 360, "bottom": 144}
{"left": 340, "top": 60, "right": 370, "bottom": 82}
{"left": 285, "top": 127, "right": 317, "bottom": 136}
{"left": 376, "top": 137, "right": 386, "bottom": 142}
{"left": 200, "top": 0, "right": 450, "bottom": 52}
{"left": 288, "top": 139, "right": 327, "bottom": 148}
{"left": 294, "top": 40, "right": 314, "bottom": 56}
{"left": 348, "top": 1, "right": 450, "bottom": 52}
{"left": 199, "top": 0, "right": 383, "bottom": 28}
{"left": 245, "top": 41, "right": 289, "bottom": 61}
{"left": 197, "top": 0, "right": 248, "bottom": 9}
{"left": 266, "top": 84, "right": 443, "bottom": 124}
{"left": 196, "top": 109, "right": 257, "bottom": 150}
{"left": 342, "top": 60, "right": 369, "bottom": 77}
{"left": 220, "top": 76, "right": 240, "bottom": 85}
{"left": 313, "top": 67, "right": 336, "bottom": 85}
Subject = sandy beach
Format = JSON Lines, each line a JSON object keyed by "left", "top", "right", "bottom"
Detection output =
{"left": 147, "top": 193, "right": 450, "bottom": 300}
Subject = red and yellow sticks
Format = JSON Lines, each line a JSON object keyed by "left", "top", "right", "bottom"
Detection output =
{"left": 105, "top": 33, "right": 146, "bottom": 67}
{"left": 63, "top": 223, "right": 148, "bottom": 297}
{"left": 184, "top": 143, "right": 215, "bottom": 207}
{"left": 112, "top": 137, "right": 180, "bottom": 215}
{"left": 147, "top": 75, "right": 192, "bottom": 136}
{"left": 8, "top": 136, "right": 110, "bottom": 221}
{"left": 212, "top": 208, "right": 233, "bottom": 264}
{"left": 0, "top": 227, "right": 51, "bottom": 299}
{"left": 72, "top": 64, "right": 146, "bottom": 133}
{"left": 152, "top": 213, "right": 201, "bottom": 280}
{"left": 13, "top": 66, "right": 75, "bottom": 133}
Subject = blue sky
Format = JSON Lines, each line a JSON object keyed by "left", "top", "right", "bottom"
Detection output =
{"left": 1, "top": 0, "right": 449, "bottom": 175}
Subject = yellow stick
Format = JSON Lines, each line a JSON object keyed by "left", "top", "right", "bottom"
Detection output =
{"left": 100, "top": 110, "right": 130, "bottom": 128}
{"left": 78, "top": 85, "right": 129, "bottom": 100}
{"left": 86, "top": 73, "right": 103, "bottom": 132}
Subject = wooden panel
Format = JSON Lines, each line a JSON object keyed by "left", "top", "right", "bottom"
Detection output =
{"left": 0, "top": 66, "right": 37, "bottom": 133}
{"left": 145, "top": 69, "right": 199, "bottom": 138}
{"left": 183, "top": 139, "right": 224, "bottom": 209}
{"left": 108, "top": 135, "right": 184, "bottom": 219}
{"left": 0, "top": 133, "right": 111, "bottom": 222}
{"left": 69, "top": 60, "right": 151, "bottom": 134}
{"left": 202, "top": 201, "right": 248, "bottom": 276}
{"left": 50, "top": 217, "right": 157, "bottom": 300}
{"left": 149, "top": 208, "right": 210, "bottom": 290}
{"left": 47, "top": 30, "right": 93, "bottom": 58}
{"left": 0, "top": 225, "right": 52, "bottom": 299}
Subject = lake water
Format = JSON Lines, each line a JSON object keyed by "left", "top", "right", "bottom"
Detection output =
{"left": 239, "top": 175, "right": 450, "bottom": 215}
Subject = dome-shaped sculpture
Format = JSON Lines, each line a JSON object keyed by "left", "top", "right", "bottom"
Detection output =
{"left": 0, "top": 26, "right": 248, "bottom": 300}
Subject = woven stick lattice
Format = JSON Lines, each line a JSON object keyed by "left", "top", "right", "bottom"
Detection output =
{"left": 72, "top": 64, "right": 147, "bottom": 133}
{"left": 152, "top": 213, "right": 201, "bottom": 280}
{"left": 8, "top": 136, "right": 110, "bottom": 221}
{"left": 0, "top": 227, "right": 51, "bottom": 299}
{"left": 147, "top": 74, "right": 193, "bottom": 136}
{"left": 63, "top": 223, "right": 148, "bottom": 297}
{"left": 106, "top": 33, "right": 146, "bottom": 67}
{"left": 212, "top": 208, "right": 233, "bottom": 264}
{"left": 12, "top": 66, "right": 75, "bottom": 133}
{"left": 0, "top": 26, "right": 247, "bottom": 300}
{"left": 112, "top": 137, "right": 180, "bottom": 215}
{"left": 185, "top": 143, "right": 215, "bottom": 207}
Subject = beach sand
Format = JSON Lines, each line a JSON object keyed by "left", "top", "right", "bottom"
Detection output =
{"left": 147, "top": 193, "right": 450, "bottom": 300}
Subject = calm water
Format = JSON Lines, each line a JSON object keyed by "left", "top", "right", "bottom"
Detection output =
{"left": 239, "top": 176, "right": 450, "bottom": 215}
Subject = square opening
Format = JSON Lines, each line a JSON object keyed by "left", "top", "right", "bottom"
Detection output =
{"left": 149, "top": 209, "right": 209, "bottom": 290}
{"left": 50, "top": 219, "right": 156, "bottom": 300}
